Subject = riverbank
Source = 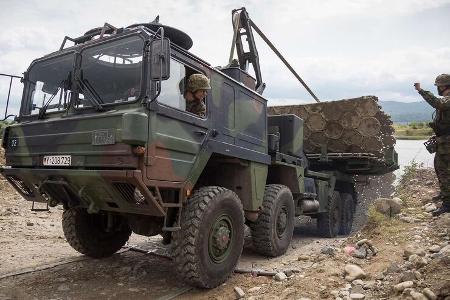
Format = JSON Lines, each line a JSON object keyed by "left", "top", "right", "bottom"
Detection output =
{"left": 394, "top": 123, "right": 432, "bottom": 140}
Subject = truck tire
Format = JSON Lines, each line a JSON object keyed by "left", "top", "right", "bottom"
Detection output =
{"left": 317, "top": 191, "right": 342, "bottom": 238}
{"left": 62, "top": 208, "right": 131, "bottom": 258}
{"left": 339, "top": 193, "right": 354, "bottom": 235}
{"left": 172, "top": 186, "right": 244, "bottom": 288}
{"left": 249, "top": 184, "right": 295, "bottom": 257}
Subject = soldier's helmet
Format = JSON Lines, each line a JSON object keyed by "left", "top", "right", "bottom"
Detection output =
{"left": 187, "top": 74, "right": 211, "bottom": 92}
{"left": 434, "top": 74, "right": 450, "bottom": 87}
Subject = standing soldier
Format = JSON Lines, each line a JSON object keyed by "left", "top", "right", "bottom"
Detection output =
{"left": 414, "top": 74, "right": 450, "bottom": 216}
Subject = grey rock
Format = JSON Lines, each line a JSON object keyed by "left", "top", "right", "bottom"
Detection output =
{"left": 234, "top": 286, "right": 245, "bottom": 299}
{"left": 403, "top": 288, "right": 414, "bottom": 296}
{"left": 394, "top": 281, "right": 414, "bottom": 292}
{"left": 344, "top": 264, "right": 366, "bottom": 281}
{"left": 274, "top": 272, "right": 287, "bottom": 281}
{"left": 298, "top": 255, "right": 309, "bottom": 261}
{"left": 352, "top": 248, "right": 367, "bottom": 259}
{"left": 351, "top": 285, "right": 365, "bottom": 294}
{"left": 409, "top": 254, "right": 428, "bottom": 268}
{"left": 410, "top": 291, "right": 428, "bottom": 300}
{"left": 349, "top": 293, "right": 365, "bottom": 299}
{"left": 414, "top": 270, "right": 422, "bottom": 280}
{"left": 57, "top": 284, "right": 70, "bottom": 292}
{"left": 352, "top": 279, "right": 364, "bottom": 286}
{"left": 386, "top": 262, "right": 402, "bottom": 274}
{"left": 439, "top": 245, "right": 450, "bottom": 255}
{"left": 363, "top": 281, "right": 375, "bottom": 290}
{"left": 400, "top": 270, "right": 417, "bottom": 282}
{"left": 374, "top": 198, "right": 402, "bottom": 216}
{"left": 247, "top": 286, "right": 261, "bottom": 293}
{"left": 400, "top": 216, "right": 415, "bottom": 223}
{"left": 429, "top": 245, "right": 441, "bottom": 253}
{"left": 404, "top": 246, "right": 426, "bottom": 259}
{"left": 424, "top": 203, "right": 437, "bottom": 212}
{"left": 284, "top": 269, "right": 294, "bottom": 277}
{"left": 321, "top": 246, "right": 337, "bottom": 256}
{"left": 330, "top": 290, "right": 339, "bottom": 296}
{"left": 422, "top": 288, "right": 437, "bottom": 300}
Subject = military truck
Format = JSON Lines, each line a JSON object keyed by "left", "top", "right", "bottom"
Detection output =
{"left": 1, "top": 9, "right": 397, "bottom": 288}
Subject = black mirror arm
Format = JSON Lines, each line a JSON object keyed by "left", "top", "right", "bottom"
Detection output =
{"left": 149, "top": 27, "right": 165, "bottom": 102}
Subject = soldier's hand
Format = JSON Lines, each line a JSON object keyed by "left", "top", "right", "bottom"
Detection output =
{"left": 414, "top": 82, "right": 421, "bottom": 91}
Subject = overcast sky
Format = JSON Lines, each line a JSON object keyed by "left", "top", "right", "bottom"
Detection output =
{"left": 0, "top": 0, "right": 449, "bottom": 115}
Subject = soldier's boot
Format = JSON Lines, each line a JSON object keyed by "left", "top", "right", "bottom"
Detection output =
{"left": 432, "top": 202, "right": 450, "bottom": 217}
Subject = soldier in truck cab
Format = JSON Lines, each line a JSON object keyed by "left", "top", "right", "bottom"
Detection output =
{"left": 181, "top": 73, "right": 210, "bottom": 118}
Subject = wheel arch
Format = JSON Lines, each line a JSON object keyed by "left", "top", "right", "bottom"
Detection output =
{"left": 193, "top": 153, "right": 268, "bottom": 212}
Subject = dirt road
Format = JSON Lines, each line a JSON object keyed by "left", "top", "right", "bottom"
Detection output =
{"left": 1, "top": 168, "right": 448, "bottom": 300}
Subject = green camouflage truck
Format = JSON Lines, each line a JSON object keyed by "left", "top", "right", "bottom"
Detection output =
{"left": 1, "top": 9, "right": 397, "bottom": 288}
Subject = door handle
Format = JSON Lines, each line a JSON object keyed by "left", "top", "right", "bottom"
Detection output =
{"left": 194, "top": 130, "right": 207, "bottom": 136}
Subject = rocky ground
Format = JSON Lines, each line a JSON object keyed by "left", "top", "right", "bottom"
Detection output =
{"left": 0, "top": 165, "right": 448, "bottom": 300}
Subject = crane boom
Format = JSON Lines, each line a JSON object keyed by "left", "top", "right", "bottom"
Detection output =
{"left": 229, "top": 7, "right": 320, "bottom": 102}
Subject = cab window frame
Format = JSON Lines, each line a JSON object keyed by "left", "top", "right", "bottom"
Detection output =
{"left": 74, "top": 33, "right": 146, "bottom": 111}
{"left": 155, "top": 56, "right": 209, "bottom": 120}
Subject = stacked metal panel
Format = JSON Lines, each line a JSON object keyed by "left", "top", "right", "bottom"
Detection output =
{"left": 268, "top": 96, "right": 395, "bottom": 157}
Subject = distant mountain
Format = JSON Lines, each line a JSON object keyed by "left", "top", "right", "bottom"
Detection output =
{"left": 379, "top": 101, "right": 434, "bottom": 123}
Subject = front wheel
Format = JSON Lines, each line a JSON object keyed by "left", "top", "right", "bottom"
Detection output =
{"left": 250, "top": 184, "right": 295, "bottom": 257}
{"left": 62, "top": 208, "right": 131, "bottom": 258}
{"left": 172, "top": 186, "right": 244, "bottom": 288}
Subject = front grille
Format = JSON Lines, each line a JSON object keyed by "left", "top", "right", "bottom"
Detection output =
{"left": 7, "top": 176, "right": 34, "bottom": 196}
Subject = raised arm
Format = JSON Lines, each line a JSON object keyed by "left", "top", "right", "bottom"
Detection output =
{"left": 415, "top": 83, "right": 450, "bottom": 109}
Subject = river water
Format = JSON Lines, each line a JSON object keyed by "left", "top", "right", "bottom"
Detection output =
{"left": 394, "top": 139, "right": 434, "bottom": 177}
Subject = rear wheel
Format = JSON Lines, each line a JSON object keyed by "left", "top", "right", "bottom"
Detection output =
{"left": 62, "top": 208, "right": 131, "bottom": 258}
{"left": 339, "top": 193, "right": 354, "bottom": 235}
{"left": 250, "top": 184, "right": 295, "bottom": 257}
{"left": 172, "top": 186, "right": 244, "bottom": 288}
{"left": 317, "top": 191, "right": 342, "bottom": 238}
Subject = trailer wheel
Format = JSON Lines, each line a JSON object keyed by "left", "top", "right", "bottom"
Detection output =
{"left": 172, "top": 186, "right": 244, "bottom": 288}
{"left": 317, "top": 191, "right": 342, "bottom": 238}
{"left": 339, "top": 193, "right": 354, "bottom": 235}
{"left": 250, "top": 184, "right": 295, "bottom": 257}
{"left": 62, "top": 208, "right": 131, "bottom": 258}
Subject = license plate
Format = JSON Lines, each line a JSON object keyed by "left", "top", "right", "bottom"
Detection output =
{"left": 43, "top": 155, "right": 71, "bottom": 166}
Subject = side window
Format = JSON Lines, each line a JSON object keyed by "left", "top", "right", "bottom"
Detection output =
{"left": 158, "top": 58, "right": 208, "bottom": 118}
{"left": 158, "top": 59, "right": 186, "bottom": 111}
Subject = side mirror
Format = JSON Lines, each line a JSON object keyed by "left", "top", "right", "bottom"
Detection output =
{"left": 150, "top": 38, "right": 170, "bottom": 81}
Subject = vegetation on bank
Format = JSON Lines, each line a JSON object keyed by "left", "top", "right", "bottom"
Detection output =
{"left": 393, "top": 122, "right": 433, "bottom": 140}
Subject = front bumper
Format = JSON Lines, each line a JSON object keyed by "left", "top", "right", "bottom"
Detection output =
{"left": 1, "top": 167, "right": 165, "bottom": 216}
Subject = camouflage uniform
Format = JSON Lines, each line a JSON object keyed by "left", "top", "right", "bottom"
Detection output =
{"left": 418, "top": 85, "right": 450, "bottom": 206}
{"left": 186, "top": 99, "right": 206, "bottom": 118}
{"left": 185, "top": 74, "right": 210, "bottom": 118}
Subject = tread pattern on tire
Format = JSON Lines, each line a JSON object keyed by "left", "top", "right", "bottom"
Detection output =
{"left": 172, "top": 186, "right": 244, "bottom": 288}
{"left": 339, "top": 193, "right": 354, "bottom": 235}
{"left": 62, "top": 208, "right": 131, "bottom": 258}
{"left": 317, "top": 191, "right": 341, "bottom": 238}
{"left": 249, "top": 184, "right": 294, "bottom": 257}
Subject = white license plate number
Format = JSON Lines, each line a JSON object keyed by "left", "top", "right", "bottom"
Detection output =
{"left": 43, "top": 155, "right": 71, "bottom": 166}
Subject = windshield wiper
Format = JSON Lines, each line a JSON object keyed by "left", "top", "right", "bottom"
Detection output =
{"left": 76, "top": 76, "right": 104, "bottom": 111}
{"left": 38, "top": 78, "right": 68, "bottom": 119}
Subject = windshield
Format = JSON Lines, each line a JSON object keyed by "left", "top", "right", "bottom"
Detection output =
{"left": 24, "top": 53, "right": 74, "bottom": 115}
{"left": 76, "top": 36, "right": 144, "bottom": 108}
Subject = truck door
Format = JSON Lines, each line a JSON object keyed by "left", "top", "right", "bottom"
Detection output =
{"left": 146, "top": 59, "right": 209, "bottom": 182}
